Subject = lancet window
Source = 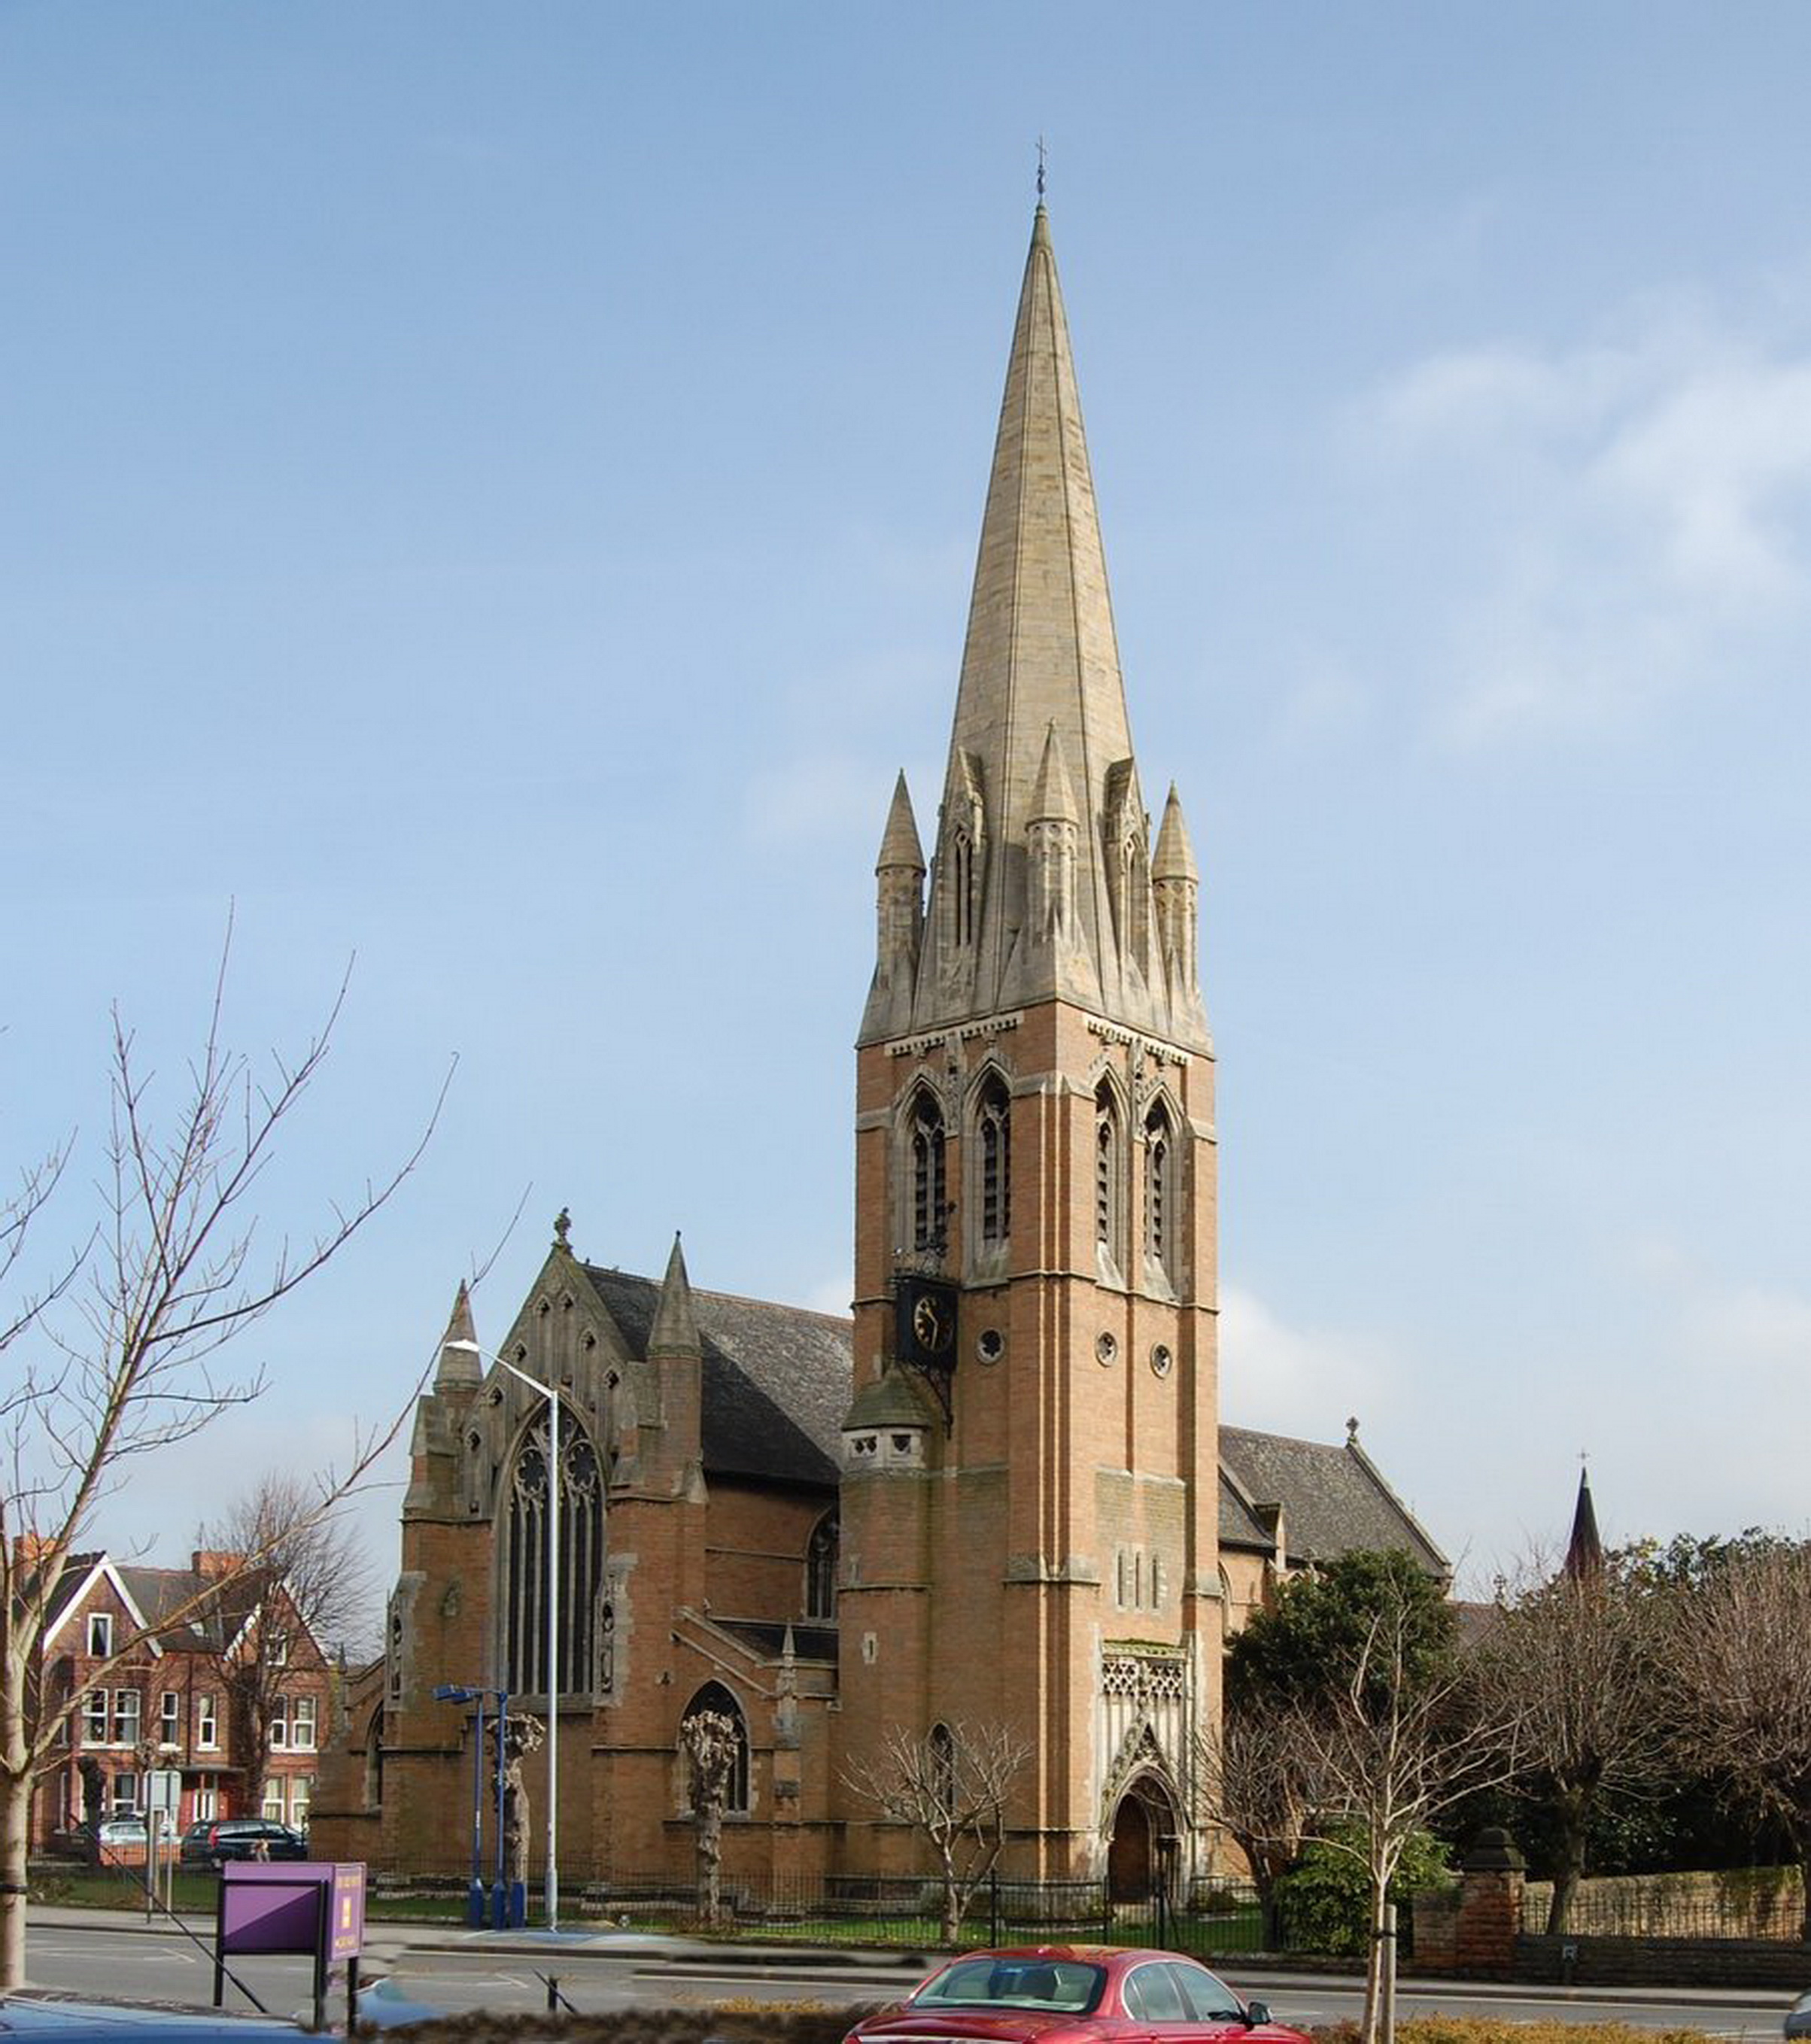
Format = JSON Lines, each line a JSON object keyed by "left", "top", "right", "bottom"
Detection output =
{"left": 1095, "top": 1083, "right": 1123, "bottom": 1263}
{"left": 503, "top": 1405, "right": 605, "bottom": 1699}
{"left": 977, "top": 1075, "right": 1011, "bottom": 1245}
{"left": 1144, "top": 1101, "right": 1176, "bottom": 1285}
{"left": 928, "top": 1721, "right": 956, "bottom": 1817}
{"left": 908, "top": 1090, "right": 947, "bottom": 1253}
{"left": 805, "top": 1511, "right": 839, "bottom": 1621}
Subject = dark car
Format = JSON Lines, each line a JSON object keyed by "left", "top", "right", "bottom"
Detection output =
{"left": 1785, "top": 1988, "right": 1811, "bottom": 2039}
{"left": 843, "top": 1946, "right": 1313, "bottom": 2044}
{"left": 178, "top": 1819, "right": 308, "bottom": 1868}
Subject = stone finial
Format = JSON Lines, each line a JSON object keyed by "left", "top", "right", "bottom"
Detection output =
{"left": 1028, "top": 722, "right": 1080, "bottom": 826}
{"left": 553, "top": 1207, "right": 572, "bottom": 1250}
{"left": 1346, "top": 1415, "right": 1360, "bottom": 1442}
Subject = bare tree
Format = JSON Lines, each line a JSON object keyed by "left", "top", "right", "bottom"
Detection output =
{"left": 843, "top": 1721, "right": 1031, "bottom": 1943}
{"left": 1295, "top": 1596, "right": 1525, "bottom": 2044}
{"left": 678, "top": 1709, "right": 740, "bottom": 1925}
{"left": 0, "top": 945, "right": 440, "bottom": 1988}
{"left": 1667, "top": 1540, "right": 1811, "bottom": 1941}
{"left": 1191, "top": 1696, "right": 1317, "bottom": 1945}
{"left": 195, "top": 1474, "right": 380, "bottom": 1820}
{"left": 1473, "top": 1560, "right": 1670, "bottom": 1933}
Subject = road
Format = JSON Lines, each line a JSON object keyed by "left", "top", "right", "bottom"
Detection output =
{"left": 18, "top": 1918, "right": 1802, "bottom": 2038}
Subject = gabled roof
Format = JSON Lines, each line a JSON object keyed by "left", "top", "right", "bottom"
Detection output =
{"left": 582, "top": 1265, "right": 849, "bottom": 1488}
{"left": 41, "top": 1553, "right": 163, "bottom": 1655}
{"left": 1219, "top": 1423, "right": 1448, "bottom": 1578}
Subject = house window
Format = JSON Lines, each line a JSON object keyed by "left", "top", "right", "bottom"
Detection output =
{"left": 87, "top": 1614, "right": 114, "bottom": 1657}
{"left": 805, "top": 1513, "right": 838, "bottom": 1621}
{"left": 111, "top": 1691, "right": 141, "bottom": 1746}
{"left": 680, "top": 1681, "right": 749, "bottom": 1815}
{"left": 263, "top": 1780, "right": 285, "bottom": 1821}
{"left": 270, "top": 1698, "right": 289, "bottom": 1749}
{"left": 197, "top": 1695, "right": 218, "bottom": 1749}
{"left": 293, "top": 1696, "right": 318, "bottom": 1751}
{"left": 111, "top": 1772, "right": 138, "bottom": 1815}
{"left": 195, "top": 1784, "right": 217, "bottom": 1821}
{"left": 291, "top": 1776, "right": 312, "bottom": 1829}
{"left": 1144, "top": 1101, "right": 1176, "bottom": 1283}
{"left": 267, "top": 1631, "right": 288, "bottom": 1669}
{"left": 84, "top": 1691, "right": 108, "bottom": 1744}
{"left": 503, "top": 1407, "right": 606, "bottom": 1699}
{"left": 908, "top": 1091, "right": 947, "bottom": 1252}
{"left": 160, "top": 1692, "right": 180, "bottom": 1747}
{"left": 977, "top": 1076, "right": 1011, "bottom": 1245}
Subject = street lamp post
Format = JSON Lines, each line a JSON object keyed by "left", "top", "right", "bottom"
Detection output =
{"left": 447, "top": 1338, "right": 561, "bottom": 1934}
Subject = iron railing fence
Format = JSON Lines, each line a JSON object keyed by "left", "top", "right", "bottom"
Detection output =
{"left": 367, "top": 1867, "right": 1304, "bottom": 1957}
{"left": 1521, "top": 1869, "right": 1807, "bottom": 1943}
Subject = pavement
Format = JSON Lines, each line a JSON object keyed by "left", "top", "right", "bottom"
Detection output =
{"left": 24, "top": 1903, "right": 1806, "bottom": 2016}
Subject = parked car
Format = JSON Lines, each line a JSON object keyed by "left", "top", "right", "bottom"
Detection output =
{"left": 93, "top": 1818, "right": 148, "bottom": 1847}
{"left": 842, "top": 1946, "right": 1314, "bottom": 2044}
{"left": 178, "top": 1819, "right": 308, "bottom": 1868}
{"left": 1785, "top": 1988, "right": 1811, "bottom": 2039}
{"left": 0, "top": 1995, "right": 303, "bottom": 2042}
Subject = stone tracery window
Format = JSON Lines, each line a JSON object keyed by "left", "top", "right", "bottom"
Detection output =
{"left": 503, "top": 1405, "right": 606, "bottom": 1699}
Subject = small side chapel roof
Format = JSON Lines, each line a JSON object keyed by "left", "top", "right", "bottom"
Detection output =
{"left": 1219, "top": 1423, "right": 1449, "bottom": 1579}
{"left": 581, "top": 1264, "right": 852, "bottom": 1489}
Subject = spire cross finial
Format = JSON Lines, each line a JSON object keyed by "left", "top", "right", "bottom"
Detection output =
{"left": 1035, "top": 135, "right": 1047, "bottom": 202}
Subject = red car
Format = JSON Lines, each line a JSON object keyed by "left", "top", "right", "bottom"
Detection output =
{"left": 843, "top": 1945, "right": 1311, "bottom": 2044}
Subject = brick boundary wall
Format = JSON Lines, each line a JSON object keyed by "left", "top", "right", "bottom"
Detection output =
{"left": 1515, "top": 1933, "right": 1811, "bottom": 1988}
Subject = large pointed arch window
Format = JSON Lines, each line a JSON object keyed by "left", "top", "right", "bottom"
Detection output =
{"left": 503, "top": 1406, "right": 606, "bottom": 1699}
{"left": 681, "top": 1681, "right": 749, "bottom": 1814}
{"left": 1144, "top": 1101, "right": 1177, "bottom": 1286}
{"left": 908, "top": 1090, "right": 947, "bottom": 1253}
{"left": 977, "top": 1074, "right": 1011, "bottom": 1247}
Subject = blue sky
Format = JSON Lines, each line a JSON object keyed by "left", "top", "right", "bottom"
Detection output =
{"left": 6, "top": 3, "right": 1811, "bottom": 1596}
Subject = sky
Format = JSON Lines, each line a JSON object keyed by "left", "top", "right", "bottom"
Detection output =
{"left": 5, "top": 2, "right": 1811, "bottom": 1604}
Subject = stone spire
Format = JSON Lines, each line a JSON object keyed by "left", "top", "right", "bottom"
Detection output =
{"left": 433, "top": 1279, "right": 482, "bottom": 1390}
{"left": 1563, "top": 1466, "right": 1604, "bottom": 1582}
{"left": 861, "top": 773, "right": 928, "bottom": 1040}
{"left": 648, "top": 1233, "right": 700, "bottom": 1357}
{"left": 863, "top": 205, "right": 1210, "bottom": 1052}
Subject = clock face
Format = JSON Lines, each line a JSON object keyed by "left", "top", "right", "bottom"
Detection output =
{"left": 912, "top": 1292, "right": 953, "bottom": 1356}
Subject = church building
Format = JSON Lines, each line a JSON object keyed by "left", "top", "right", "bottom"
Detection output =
{"left": 309, "top": 203, "right": 1443, "bottom": 1894}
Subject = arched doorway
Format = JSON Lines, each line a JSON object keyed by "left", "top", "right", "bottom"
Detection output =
{"left": 1107, "top": 1774, "right": 1180, "bottom": 1902}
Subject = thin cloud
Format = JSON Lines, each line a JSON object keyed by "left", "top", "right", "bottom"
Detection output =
{"left": 1351, "top": 294, "right": 1811, "bottom": 746}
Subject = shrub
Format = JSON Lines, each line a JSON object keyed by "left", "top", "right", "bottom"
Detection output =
{"left": 1275, "top": 1826, "right": 1453, "bottom": 1956}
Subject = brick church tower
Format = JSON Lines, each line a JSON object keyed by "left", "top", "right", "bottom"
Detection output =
{"left": 837, "top": 203, "right": 1220, "bottom": 1885}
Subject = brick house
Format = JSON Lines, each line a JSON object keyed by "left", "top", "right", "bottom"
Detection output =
{"left": 26, "top": 1549, "right": 335, "bottom": 1849}
{"left": 310, "top": 200, "right": 1445, "bottom": 1896}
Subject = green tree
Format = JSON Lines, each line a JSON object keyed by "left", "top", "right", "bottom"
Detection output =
{"left": 1226, "top": 1548, "right": 1455, "bottom": 1715}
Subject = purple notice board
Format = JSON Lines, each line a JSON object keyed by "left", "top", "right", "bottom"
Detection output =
{"left": 219, "top": 1863, "right": 366, "bottom": 1958}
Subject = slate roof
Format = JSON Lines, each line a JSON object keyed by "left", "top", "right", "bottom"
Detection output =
{"left": 1220, "top": 1424, "right": 1448, "bottom": 1578}
{"left": 716, "top": 1620, "right": 839, "bottom": 1663}
{"left": 582, "top": 1265, "right": 850, "bottom": 1490}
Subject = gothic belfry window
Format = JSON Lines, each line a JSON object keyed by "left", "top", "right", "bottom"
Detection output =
{"left": 503, "top": 1405, "right": 606, "bottom": 1699}
{"left": 1144, "top": 1101, "right": 1175, "bottom": 1285}
{"left": 1095, "top": 1082, "right": 1123, "bottom": 1265}
{"left": 908, "top": 1089, "right": 947, "bottom": 1252}
{"left": 977, "top": 1074, "right": 1011, "bottom": 1245}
